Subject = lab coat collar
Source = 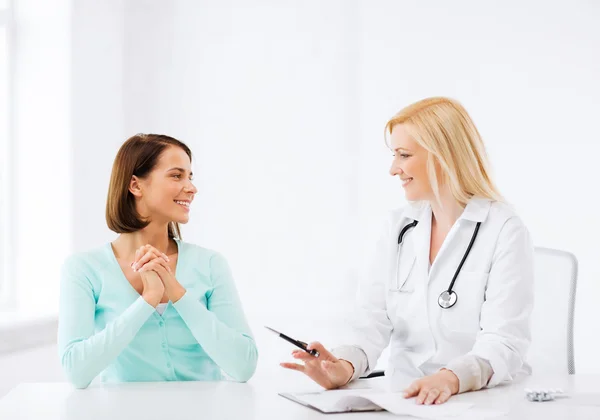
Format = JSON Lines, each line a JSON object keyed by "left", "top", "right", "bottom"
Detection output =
{"left": 403, "top": 197, "right": 492, "bottom": 223}
{"left": 403, "top": 201, "right": 428, "bottom": 221}
{"left": 458, "top": 197, "right": 493, "bottom": 223}
{"left": 400, "top": 197, "right": 492, "bottom": 283}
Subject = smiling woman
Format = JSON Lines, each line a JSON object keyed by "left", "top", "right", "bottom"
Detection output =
{"left": 58, "top": 134, "right": 258, "bottom": 389}
{"left": 281, "top": 98, "right": 534, "bottom": 406}
{"left": 105, "top": 134, "right": 196, "bottom": 239}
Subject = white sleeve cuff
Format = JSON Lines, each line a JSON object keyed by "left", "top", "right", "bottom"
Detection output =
{"left": 444, "top": 355, "right": 494, "bottom": 393}
{"left": 331, "top": 345, "right": 369, "bottom": 382}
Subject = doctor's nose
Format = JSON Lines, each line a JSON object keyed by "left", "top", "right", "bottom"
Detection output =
{"left": 389, "top": 163, "right": 403, "bottom": 177}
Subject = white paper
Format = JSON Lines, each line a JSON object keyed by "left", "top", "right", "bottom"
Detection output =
{"left": 284, "top": 389, "right": 475, "bottom": 417}
{"left": 356, "top": 391, "right": 473, "bottom": 418}
{"left": 287, "top": 389, "right": 382, "bottom": 413}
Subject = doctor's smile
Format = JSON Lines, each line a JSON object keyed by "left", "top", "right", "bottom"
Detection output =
{"left": 280, "top": 96, "right": 534, "bottom": 406}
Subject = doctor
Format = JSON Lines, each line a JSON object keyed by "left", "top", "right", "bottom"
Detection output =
{"left": 281, "top": 97, "right": 534, "bottom": 405}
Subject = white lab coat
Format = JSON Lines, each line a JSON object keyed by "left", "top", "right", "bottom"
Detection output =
{"left": 344, "top": 197, "right": 534, "bottom": 388}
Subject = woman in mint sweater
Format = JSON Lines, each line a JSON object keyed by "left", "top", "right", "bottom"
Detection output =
{"left": 58, "top": 134, "right": 258, "bottom": 388}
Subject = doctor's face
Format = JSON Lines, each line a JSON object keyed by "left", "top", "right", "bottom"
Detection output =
{"left": 388, "top": 124, "right": 434, "bottom": 201}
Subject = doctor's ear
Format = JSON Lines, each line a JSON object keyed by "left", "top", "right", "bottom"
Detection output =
{"left": 128, "top": 175, "right": 143, "bottom": 198}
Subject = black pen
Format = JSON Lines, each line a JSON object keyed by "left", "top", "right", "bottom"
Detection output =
{"left": 265, "top": 326, "right": 320, "bottom": 357}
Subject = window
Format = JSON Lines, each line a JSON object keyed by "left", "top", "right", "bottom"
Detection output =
{"left": 0, "top": 1, "right": 11, "bottom": 305}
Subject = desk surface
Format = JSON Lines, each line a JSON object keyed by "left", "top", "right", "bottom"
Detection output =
{"left": 0, "top": 374, "right": 599, "bottom": 420}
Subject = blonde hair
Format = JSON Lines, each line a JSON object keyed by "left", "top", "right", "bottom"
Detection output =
{"left": 385, "top": 97, "right": 502, "bottom": 207}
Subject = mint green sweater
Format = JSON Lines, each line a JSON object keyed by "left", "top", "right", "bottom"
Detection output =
{"left": 57, "top": 239, "right": 258, "bottom": 388}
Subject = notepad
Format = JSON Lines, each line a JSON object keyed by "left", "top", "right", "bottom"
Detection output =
{"left": 279, "top": 388, "right": 474, "bottom": 417}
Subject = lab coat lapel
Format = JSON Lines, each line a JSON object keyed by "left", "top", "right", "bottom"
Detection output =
{"left": 411, "top": 204, "right": 432, "bottom": 281}
{"left": 427, "top": 197, "right": 493, "bottom": 281}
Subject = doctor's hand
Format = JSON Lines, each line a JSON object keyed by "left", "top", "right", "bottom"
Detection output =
{"left": 403, "top": 369, "right": 459, "bottom": 405}
{"left": 280, "top": 342, "right": 354, "bottom": 390}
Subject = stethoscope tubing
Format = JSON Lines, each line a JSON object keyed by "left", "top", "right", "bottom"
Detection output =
{"left": 395, "top": 218, "right": 482, "bottom": 309}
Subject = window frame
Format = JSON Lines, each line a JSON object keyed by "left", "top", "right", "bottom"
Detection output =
{"left": 0, "top": 1, "right": 14, "bottom": 307}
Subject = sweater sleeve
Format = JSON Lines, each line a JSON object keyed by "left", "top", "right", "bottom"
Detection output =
{"left": 172, "top": 253, "right": 258, "bottom": 382}
{"left": 57, "top": 256, "right": 155, "bottom": 389}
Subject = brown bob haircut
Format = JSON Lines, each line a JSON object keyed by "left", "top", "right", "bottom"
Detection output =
{"left": 106, "top": 134, "right": 193, "bottom": 239}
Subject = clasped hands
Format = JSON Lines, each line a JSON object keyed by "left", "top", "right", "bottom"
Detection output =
{"left": 132, "top": 244, "right": 185, "bottom": 307}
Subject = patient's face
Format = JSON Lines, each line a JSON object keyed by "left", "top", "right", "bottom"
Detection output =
{"left": 136, "top": 146, "right": 197, "bottom": 225}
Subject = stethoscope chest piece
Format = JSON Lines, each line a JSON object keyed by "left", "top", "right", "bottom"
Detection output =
{"left": 396, "top": 218, "right": 481, "bottom": 309}
{"left": 438, "top": 290, "right": 458, "bottom": 309}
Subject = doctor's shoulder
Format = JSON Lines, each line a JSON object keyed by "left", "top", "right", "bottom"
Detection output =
{"left": 487, "top": 200, "right": 533, "bottom": 246}
{"left": 487, "top": 200, "right": 529, "bottom": 228}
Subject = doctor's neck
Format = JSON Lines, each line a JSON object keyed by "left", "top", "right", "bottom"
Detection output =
{"left": 428, "top": 189, "right": 465, "bottom": 231}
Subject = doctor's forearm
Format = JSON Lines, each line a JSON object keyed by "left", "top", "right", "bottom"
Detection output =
{"left": 331, "top": 345, "right": 369, "bottom": 381}
{"left": 444, "top": 355, "right": 493, "bottom": 393}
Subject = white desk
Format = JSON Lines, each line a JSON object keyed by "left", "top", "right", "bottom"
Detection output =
{"left": 0, "top": 374, "right": 599, "bottom": 420}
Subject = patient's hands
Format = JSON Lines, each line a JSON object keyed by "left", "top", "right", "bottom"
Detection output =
{"left": 131, "top": 244, "right": 170, "bottom": 272}
{"left": 139, "top": 269, "right": 165, "bottom": 308}
{"left": 132, "top": 244, "right": 185, "bottom": 303}
{"left": 280, "top": 342, "right": 355, "bottom": 390}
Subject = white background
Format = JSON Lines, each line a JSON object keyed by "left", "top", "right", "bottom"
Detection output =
{"left": 1, "top": 0, "right": 599, "bottom": 397}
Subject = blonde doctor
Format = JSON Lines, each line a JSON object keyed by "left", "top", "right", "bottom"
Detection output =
{"left": 281, "top": 97, "right": 534, "bottom": 405}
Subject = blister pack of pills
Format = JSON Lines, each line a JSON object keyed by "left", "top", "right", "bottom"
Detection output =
{"left": 524, "top": 388, "right": 565, "bottom": 402}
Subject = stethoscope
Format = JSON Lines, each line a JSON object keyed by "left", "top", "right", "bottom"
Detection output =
{"left": 396, "top": 219, "right": 482, "bottom": 309}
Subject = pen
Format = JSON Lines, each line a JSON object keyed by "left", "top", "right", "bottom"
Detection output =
{"left": 265, "top": 326, "right": 320, "bottom": 357}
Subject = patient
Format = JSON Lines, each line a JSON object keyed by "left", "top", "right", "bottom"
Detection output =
{"left": 58, "top": 133, "right": 257, "bottom": 388}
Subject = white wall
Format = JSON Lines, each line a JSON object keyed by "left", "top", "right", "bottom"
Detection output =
{"left": 115, "top": 0, "right": 362, "bottom": 318}
{"left": 71, "top": 0, "right": 125, "bottom": 253}
{"left": 1, "top": 0, "right": 114, "bottom": 397}
{"left": 11, "top": 0, "right": 71, "bottom": 313}
{"left": 354, "top": 0, "right": 600, "bottom": 373}
{"left": 111, "top": 0, "right": 600, "bottom": 370}
{"left": 70, "top": 0, "right": 600, "bottom": 369}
